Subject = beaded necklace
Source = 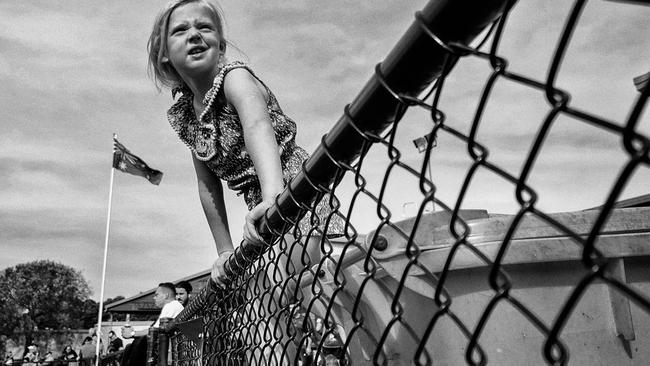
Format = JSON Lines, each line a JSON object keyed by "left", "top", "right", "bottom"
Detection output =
{"left": 171, "top": 61, "right": 247, "bottom": 161}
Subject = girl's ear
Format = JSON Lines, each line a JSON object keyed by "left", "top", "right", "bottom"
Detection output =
{"left": 162, "top": 56, "right": 169, "bottom": 63}
{"left": 219, "top": 42, "right": 226, "bottom": 53}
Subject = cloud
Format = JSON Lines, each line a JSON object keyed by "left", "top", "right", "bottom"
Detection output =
{"left": 0, "top": 0, "right": 156, "bottom": 109}
{"left": 0, "top": 207, "right": 101, "bottom": 241}
{"left": 0, "top": 7, "right": 89, "bottom": 54}
{"left": 1, "top": 0, "right": 648, "bottom": 301}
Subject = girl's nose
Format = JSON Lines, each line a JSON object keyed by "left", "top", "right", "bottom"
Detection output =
{"left": 188, "top": 28, "right": 202, "bottom": 42}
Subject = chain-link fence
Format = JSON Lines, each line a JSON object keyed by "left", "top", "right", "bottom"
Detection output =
{"left": 172, "top": 0, "right": 649, "bottom": 364}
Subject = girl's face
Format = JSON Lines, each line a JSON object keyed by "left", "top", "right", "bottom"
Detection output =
{"left": 166, "top": 2, "right": 223, "bottom": 81}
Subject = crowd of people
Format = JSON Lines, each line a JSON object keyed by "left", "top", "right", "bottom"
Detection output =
{"left": 4, "top": 281, "right": 192, "bottom": 366}
{"left": 4, "top": 334, "right": 117, "bottom": 366}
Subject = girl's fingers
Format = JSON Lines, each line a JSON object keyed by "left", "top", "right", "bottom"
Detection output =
{"left": 211, "top": 259, "right": 229, "bottom": 289}
{"left": 244, "top": 215, "right": 262, "bottom": 244}
{"left": 243, "top": 201, "right": 274, "bottom": 245}
{"left": 243, "top": 228, "right": 258, "bottom": 245}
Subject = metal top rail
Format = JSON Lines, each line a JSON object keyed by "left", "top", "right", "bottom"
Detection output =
{"left": 223, "top": 0, "right": 511, "bottom": 278}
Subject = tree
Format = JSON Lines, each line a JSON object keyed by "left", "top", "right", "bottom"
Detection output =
{"left": 0, "top": 260, "right": 93, "bottom": 335}
{"left": 105, "top": 296, "right": 125, "bottom": 304}
{"left": 80, "top": 298, "right": 100, "bottom": 329}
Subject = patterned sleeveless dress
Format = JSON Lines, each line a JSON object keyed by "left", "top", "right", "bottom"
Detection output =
{"left": 167, "top": 61, "right": 343, "bottom": 237}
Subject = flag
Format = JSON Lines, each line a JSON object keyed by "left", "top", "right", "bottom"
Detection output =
{"left": 113, "top": 137, "right": 163, "bottom": 185}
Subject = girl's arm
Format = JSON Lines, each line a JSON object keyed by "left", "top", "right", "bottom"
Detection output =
{"left": 223, "top": 68, "right": 285, "bottom": 244}
{"left": 192, "top": 155, "right": 235, "bottom": 284}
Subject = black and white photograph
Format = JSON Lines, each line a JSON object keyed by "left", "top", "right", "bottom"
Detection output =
{"left": 1, "top": 0, "right": 649, "bottom": 365}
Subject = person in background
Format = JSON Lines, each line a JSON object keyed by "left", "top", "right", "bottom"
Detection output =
{"left": 60, "top": 345, "right": 77, "bottom": 366}
{"left": 22, "top": 345, "right": 39, "bottom": 366}
{"left": 4, "top": 352, "right": 13, "bottom": 366}
{"left": 91, "top": 334, "right": 104, "bottom": 357}
{"left": 120, "top": 282, "right": 184, "bottom": 366}
{"left": 78, "top": 337, "right": 95, "bottom": 366}
{"left": 175, "top": 281, "right": 192, "bottom": 307}
{"left": 43, "top": 351, "right": 55, "bottom": 365}
{"left": 104, "top": 330, "right": 123, "bottom": 366}
{"left": 122, "top": 283, "right": 184, "bottom": 338}
{"left": 106, "top": 330, "right": 123, "bottom": 354}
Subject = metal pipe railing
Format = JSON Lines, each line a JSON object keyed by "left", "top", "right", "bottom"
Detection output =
{"left": 222, "top": 0, "right": 512, "bottom": 277}
{"left": 175, "top": 0, "right": 512, "bottom": 323}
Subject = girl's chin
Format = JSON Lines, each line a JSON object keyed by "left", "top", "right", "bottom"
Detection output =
{"left": 180, "top": 64, "right": 215, "bottom": 78}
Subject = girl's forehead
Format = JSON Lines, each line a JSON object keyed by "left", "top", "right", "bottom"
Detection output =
{"left": 170, "top": 2, "right": 216, "bottom": 22}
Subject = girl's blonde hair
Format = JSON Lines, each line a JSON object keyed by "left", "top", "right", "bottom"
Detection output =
{"left": 147, "top": 0, "right": 226, "bottom": 91}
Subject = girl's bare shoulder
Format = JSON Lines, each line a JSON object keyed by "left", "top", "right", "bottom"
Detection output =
{"left": 223, "top": 66, "right": 268, "bottom": 101}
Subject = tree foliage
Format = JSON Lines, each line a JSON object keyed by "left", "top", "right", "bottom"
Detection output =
{"left": 0, "top": 260, "right": 93, "bottom": 335}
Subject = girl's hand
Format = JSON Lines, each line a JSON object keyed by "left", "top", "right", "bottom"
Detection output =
{"left": 211, "top": 250, "right": 234, "bottom": 288}
{"left": 243, "top": 200, "right": 274, "bottom": 245}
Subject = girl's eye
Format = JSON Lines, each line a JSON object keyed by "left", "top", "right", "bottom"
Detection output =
{"left": 171, "top": 27, "right": 186, "bottom": 35}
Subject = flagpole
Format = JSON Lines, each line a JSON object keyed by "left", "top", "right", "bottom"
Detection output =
{"left": 95, "top": 133, "right": 117, "bottom": 366}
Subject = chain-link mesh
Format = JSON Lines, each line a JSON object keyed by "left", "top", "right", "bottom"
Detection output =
{"left": 173, "top": 0, "right": 649, "bottom": 364}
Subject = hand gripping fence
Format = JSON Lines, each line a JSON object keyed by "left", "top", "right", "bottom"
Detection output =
{"left": 172, "top": 0, "right": 650, "bottom": 365}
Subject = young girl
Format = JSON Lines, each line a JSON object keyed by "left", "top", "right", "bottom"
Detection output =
{"left": 148, "top": 0, "right": 340, "bottom": 287}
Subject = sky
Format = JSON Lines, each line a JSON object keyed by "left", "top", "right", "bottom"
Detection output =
{"left": 1, "top": 0, "right": 648, "bottom": 302}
